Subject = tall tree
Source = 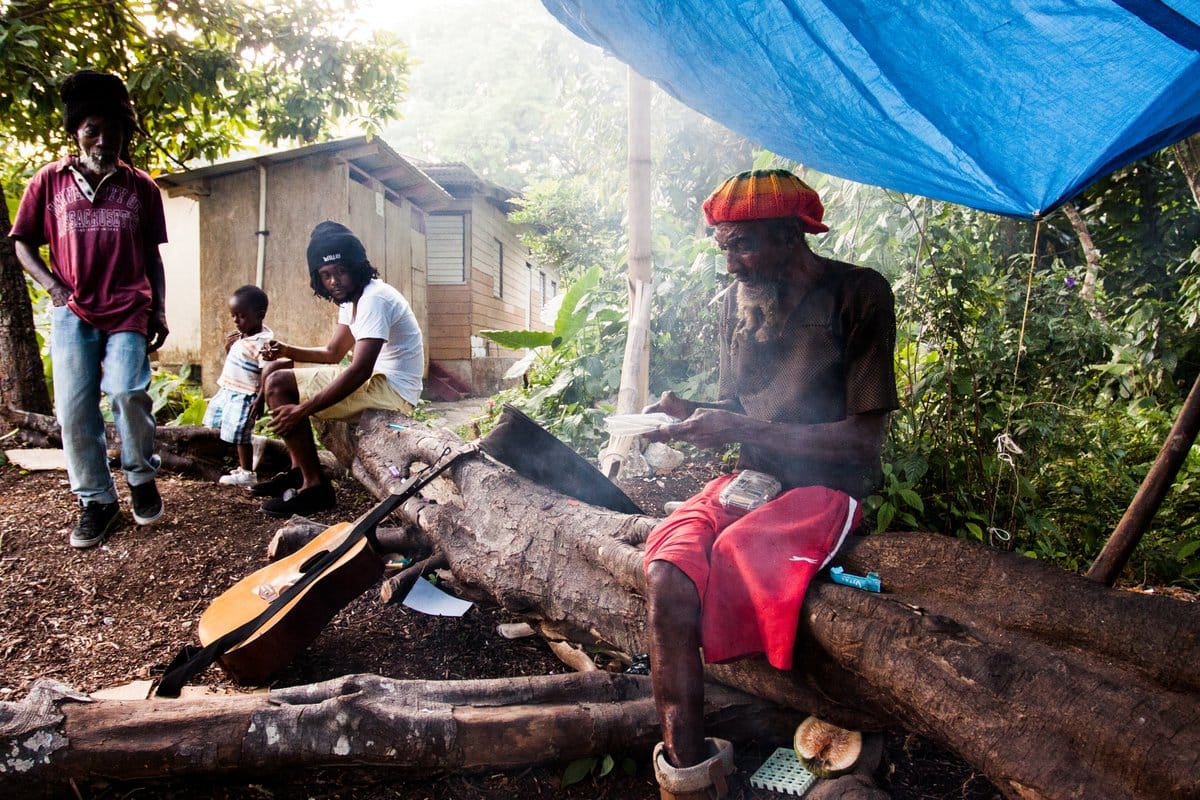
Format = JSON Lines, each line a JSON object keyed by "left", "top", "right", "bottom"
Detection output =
{"left": 0, "top": 0, "right": 411, "bottom": 411}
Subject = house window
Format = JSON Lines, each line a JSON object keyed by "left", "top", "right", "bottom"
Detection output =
{"left": 494, "top": 237, "right": 504, "bottom": 298}
{"left": 427, "top": 214, "right": 465, "bottom": 284}
{"left": 539, "top": 270, "right": 547, "bottom": 307}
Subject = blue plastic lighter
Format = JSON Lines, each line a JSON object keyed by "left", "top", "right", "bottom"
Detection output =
{"left": 829, "top": 566, "right": 882, "bottom": 593}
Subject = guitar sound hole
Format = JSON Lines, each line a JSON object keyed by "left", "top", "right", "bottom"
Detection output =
{"left": 298, "top": 550, "right": 331, "bottom": 573}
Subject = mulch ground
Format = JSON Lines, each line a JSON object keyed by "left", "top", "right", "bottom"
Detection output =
{"left": 0, "top": 447, "right": 1000, "bottom": 800}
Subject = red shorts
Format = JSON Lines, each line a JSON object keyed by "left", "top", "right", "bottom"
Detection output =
{"left": 643, "top": 474, "right": 860, "bottom": 670}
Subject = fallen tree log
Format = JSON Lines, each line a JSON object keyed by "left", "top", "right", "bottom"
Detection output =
{"left": 4, "top": 410, "right": 1194, "bottom": 798}
{"left": 0, "top": 408, "right": 312, "bottom": 482}
{"left": 311, "top": 411, "right": 1200, "bottom": 800}
{"left": 0, "top": 672, "right": 793, "bottom": 795}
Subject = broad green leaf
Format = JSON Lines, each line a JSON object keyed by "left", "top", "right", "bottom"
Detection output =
{"left": 1177, "top": 539, "right": 1200, "bottom": 560}
{"left": 502, "top": 350, "right": 539, "bottom": 380}
{"left": 479, "top": 329, "right": 555, "bottom": 350}
{"left": 898, "top": 488, "right": 925, "bottom": 512}
{"left": 875, "top": 502, "right": 896, "bottom": 533}
{"left": 176, "top": 396, "right": 207, "bottom": 426}
{"left": 561, "top": 757, "right": 595, "bottom": 787}
{"left": 553, "top": 265, "right": 601, "bottom": 345}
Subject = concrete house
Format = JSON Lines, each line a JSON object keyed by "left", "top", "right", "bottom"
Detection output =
{"left": 154, "top": 138, "right": 553, "bottom": 398}
{"left": 154, "top": 136, "right": 449, "bottom": 396}
{"left": 417, "top": 163, "right": 558, "bottom": 396}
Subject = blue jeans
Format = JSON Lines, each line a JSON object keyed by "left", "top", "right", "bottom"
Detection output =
{"left": 50, "top": 306, "right": 159, "bottom": 505}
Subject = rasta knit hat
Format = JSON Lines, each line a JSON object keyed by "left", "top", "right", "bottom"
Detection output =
{"left": 702, "top": 169, "right": 829, "bottom": 233}
{"left": 306, "top": 221, "right": 368, "bottom": 272}
{"left": 61, "top": 70, "right": 138, "bottom": 139}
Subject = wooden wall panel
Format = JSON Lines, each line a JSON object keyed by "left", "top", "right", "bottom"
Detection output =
{"left": 196, "top": 158, "right": 344, "bottom": 393}
{"left": 427, "top": 284, "right": 471, "bottom": 360}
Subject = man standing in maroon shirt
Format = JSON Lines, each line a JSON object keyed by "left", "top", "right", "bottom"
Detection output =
{"left": 9, "top": 70, "right": 169, "bottom": 549}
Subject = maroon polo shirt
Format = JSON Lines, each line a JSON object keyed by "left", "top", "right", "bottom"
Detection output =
{"left": 10, "top": 157, "right": 168, "bottom": 335}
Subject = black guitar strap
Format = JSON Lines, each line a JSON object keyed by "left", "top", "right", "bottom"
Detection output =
{"left": 155, "top": 447, "right": 473, "bottom": 698}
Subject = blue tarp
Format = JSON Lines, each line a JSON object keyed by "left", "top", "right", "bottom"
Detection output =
{"left": 541, "top": 0, "right": 1200, "bottom": 218}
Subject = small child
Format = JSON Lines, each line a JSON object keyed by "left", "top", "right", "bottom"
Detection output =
{"left": 203, "top": 285, "right": 272, "bottom": 487}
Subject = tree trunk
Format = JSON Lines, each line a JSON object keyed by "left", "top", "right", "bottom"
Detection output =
{"left": 1174, "top": 132, "right": 1200, "bottom": 205}
{"left": 0, "top": 672, "right": 794, "bottom": 795}
{"left": 315, "top": 412, "right": 1200, "bottom": 800}
{"left": 0, "top": 409, "right": 295, "bottom": 481}
{"left": 0, "top": 184, "right": 53, "bottom": 415}
{"left": 1060, "top": 201, "right": 1101, "bottom": 311}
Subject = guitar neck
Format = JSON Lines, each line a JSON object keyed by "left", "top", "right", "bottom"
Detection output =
{"left": 348, "top": 447, "right": 473, "bottom": 538}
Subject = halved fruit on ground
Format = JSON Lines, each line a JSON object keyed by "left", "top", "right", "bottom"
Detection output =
{"left": 793, "top": 716, "right": 864, "bottom": 778}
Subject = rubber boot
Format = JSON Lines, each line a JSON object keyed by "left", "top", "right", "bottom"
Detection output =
{"left": 652, "top": 737, "right": 734, "bottom": 800}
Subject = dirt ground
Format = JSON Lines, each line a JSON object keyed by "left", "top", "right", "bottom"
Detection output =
{"left": 0, "top": 434, "right": 1001, "bottom": 800}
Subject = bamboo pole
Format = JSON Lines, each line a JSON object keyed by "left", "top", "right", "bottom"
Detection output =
{"left": 600, "top": 68, "right": 653, "bottom": 478}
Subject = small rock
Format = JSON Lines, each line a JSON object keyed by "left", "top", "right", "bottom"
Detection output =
{"left": 497, "top": 622, "right": 537, "bottom": 639}
{"left": 643, "top": 442, "right": 685, "bottom": 473}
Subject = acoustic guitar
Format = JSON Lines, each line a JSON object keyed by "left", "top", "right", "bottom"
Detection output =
{"left": 155, "top": 446, "right": 473, "bottom": 696}
{"left": 197, "top": 516, "right": 383, "bottom": 685}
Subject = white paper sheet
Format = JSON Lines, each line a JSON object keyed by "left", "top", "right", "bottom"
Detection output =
{"left": 402, "top": 577, "right": 473, "bottom": 616}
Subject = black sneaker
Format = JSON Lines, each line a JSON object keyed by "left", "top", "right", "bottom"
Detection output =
{"left": 71, "top": 501, "right": 121, "bottom": 549}
{"left": 261, "top": 482, "right": 337, "bottom": 519}
{"left": 250, "top": 467, "right": 303, "bottom": 498}
{"left": 130, "top": 480, "right": 164, "bottom": 526}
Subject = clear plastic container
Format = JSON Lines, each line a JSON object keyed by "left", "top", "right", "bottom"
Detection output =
{"left": 719, "top": 470, "right": 782, "bottom": 514}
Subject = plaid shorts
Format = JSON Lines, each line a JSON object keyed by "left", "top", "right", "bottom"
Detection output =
{"left": 203, "top": 387, "right": 257, "bottom": 444}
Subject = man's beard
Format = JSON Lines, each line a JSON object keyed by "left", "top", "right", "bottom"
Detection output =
{"left": 78, "top": 150, "right": 118, "bottom": 176}
{"left": 733, "top": 277, "right": 788, "bottom": 344}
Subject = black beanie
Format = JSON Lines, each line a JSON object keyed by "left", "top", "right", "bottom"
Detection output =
{"left": 61, "top": 70, "right": 138, "bottom": 141}
{"left": 306, "top": 221, "right": 368, "bottom": 272}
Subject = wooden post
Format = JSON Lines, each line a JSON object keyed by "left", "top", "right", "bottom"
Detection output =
{"left": 600, "top": 68, "right": 654, "bottom": 478}
{"left": 1087, "top": 371, "right": 1200, "bottom": 584}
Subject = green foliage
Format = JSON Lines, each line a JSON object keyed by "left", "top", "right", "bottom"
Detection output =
{"left": 26, "top": 275, "right": 53, "bottom": 398}
{"left": 147, "top": 364, "right": 205, "bottom": 425}
{"left": 497, "top": 145, "right": 1200, "bottom": 587}
{"left": 95, "top": 363, "right": 205, "bottom": 426}
{"left": 865, "top": 462, "right": 926, "bottom": 534}
{"left": 646, "top": 241, "right": 724, "bottom": 401}
{"left": 854, "top": 163, "right": 1200, "bottom": 586}
{"left": 561, "top": 753, "right": 636, "bottom": 788}
{"left": 0, "top": 0, "right": 410, "bottom": 180}
{"left": 508, "top": 176, "right": 623, "bottom": 284}
{"left": 479, "top": 266, "right": 625, "bottom": 455}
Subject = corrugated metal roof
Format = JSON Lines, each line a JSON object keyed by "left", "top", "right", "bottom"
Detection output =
{"left": 418, "top": 162, "right": 522, "bottom": 212}
{"left": 157, "top": 136, "right": 454, "bottom": 210}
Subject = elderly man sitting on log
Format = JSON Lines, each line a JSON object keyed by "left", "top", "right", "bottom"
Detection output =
{"left": 640, "top": 169, "right": 899, "bottom": 799}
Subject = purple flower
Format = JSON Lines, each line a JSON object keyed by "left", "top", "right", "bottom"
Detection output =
{"left": 1064, "top": 276, "right": 1077, "bottom": 288}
